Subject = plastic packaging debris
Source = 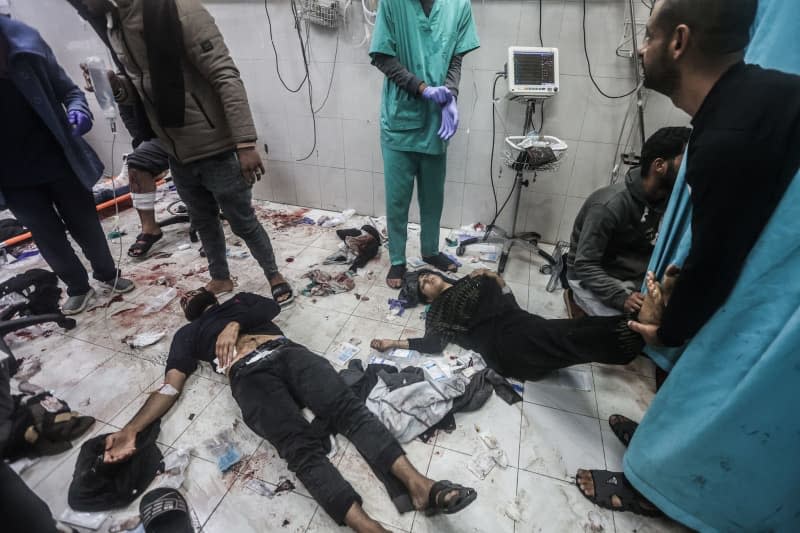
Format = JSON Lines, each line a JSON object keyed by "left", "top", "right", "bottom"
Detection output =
{"left": 389, "top": 348, "right": 417, "bottom": 359}
{"left": 333, "top": 342, "right": 360, "bottom": 366}
{"left": 227, "top": 249, "right": 250, "bottom": 260}
{"left": 421, "top": 360, "right": 448, "bottom": 381}
{"left": 108, "top": 515, "right": 142, "bottom": 533}
{"left": 369, "top": 355, "right": 398, "bottom": 367}
{"left": 319, "top": 208, "right": 356, "bottom": 228}
{"left": 581, "top": 510, "right": 607, "bottom": 532}
{"left": 59, "top": 508, "right": 108, "bottom": 530}
{"left": 177, "top": 243, "right": 191, "bottom": 251}
{"left": 406, "top": 256, "right": 426, "bottom": 268}
{"left": 480, "top": 252, "right": 498, "bottom": 262}
{"left": 444, "top": 253, "right": 462, "bottom": 267}
{"left": 467, "top": 432, "right": 510, "bottom": 479}
{"left": 386, "top": 299, "right": 406, "bottom": 321}
{"left": 143, "top": 287, "right": 177, "bottom": 314}
{"left": 204, "top": 429, "right": 243, "bottom": 472}
{"left": 123, "top": 331, "right": 165, "bottom": 348}
{"left": 245, "top": 478, "right": 275, "bottom": 498}
{"left": 503, "top": 492, "right": 526, "bottom": 522}
{"left": 150, "top": 448, "right": 191, "bottom": 490}
{"left": 14, "top": 249, "right": 40, "bottom": 261}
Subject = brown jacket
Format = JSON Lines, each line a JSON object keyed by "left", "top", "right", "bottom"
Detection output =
{"left": 109, "top": 0, "right": 257, "bottom": 163}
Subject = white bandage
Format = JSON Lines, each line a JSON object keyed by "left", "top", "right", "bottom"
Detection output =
{"left": 132, "top": 191, "right": 156, "bottom": 211}
{"left": 157, "top": 383, "right": 180, "bottom": 396}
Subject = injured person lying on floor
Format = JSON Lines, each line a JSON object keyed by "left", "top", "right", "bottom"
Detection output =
{"left": 102, "top": 289, "right": 477, "bottom": 533}
{"left": 371, "top": 269, "right": 661, "bottom": 382}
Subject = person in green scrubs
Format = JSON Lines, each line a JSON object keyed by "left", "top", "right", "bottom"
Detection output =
{"left": 370, "top": 0, "right": 479, "bottom": 288}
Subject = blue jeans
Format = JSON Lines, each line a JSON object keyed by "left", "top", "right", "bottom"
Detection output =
{"left": 169, "top": 152, "right": 277, "bottom": 282}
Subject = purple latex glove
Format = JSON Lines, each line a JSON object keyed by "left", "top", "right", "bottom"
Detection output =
{"left": 437, "top": 98, "right": 459, "bottom": 141}
{"left": 68, "top": 110, "right": 92, "bottom": 136}
{"left": 421, "top": 86, "right": 453, "bottom": 106}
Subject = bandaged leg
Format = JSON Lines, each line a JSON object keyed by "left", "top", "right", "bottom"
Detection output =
{"left": 131, "top": 191, "right": 156, "bottom": 211}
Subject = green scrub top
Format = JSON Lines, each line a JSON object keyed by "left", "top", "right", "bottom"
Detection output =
{"left": 370, "top": 0, "right": 479, "bottom": 155}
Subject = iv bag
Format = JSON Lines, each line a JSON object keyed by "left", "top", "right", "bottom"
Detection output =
{"left": 84, "top": 56, "right": 117, "bottom": 121}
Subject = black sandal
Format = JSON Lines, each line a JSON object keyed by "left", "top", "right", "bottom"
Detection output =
{"left": 609, "top": 414, "right": 639, "bottom": 447}
{"left": 269, "top": 276, "right": 294, "bottom": 307}
{"left": 128, "top": 232, "right": 163, "bottom": 258}
{"left": 575, "top": 469, "right": 662, "bottom": 517}
{"left": 426, "top": 480, "right": 477, "bottom": 516}
{"left": 140, "top": 487, "right": 193, "bottom": 533}
{"left": 423, "top": 252, "right": 458, "bottom": 273}
{"left": 386, "top": 264, "right": 406, "bottom": 289}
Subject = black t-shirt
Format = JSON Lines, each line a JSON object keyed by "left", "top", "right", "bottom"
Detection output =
{"left": 658, "top": 63, "right": 800, "bottom": 346}
{"left": 165, "top": 292, "right": 283, "bottom": 376}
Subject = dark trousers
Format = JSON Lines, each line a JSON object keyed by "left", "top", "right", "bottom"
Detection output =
{"left": 169, "top": 152, "right": 278, "bottom": 282}
{"left": 0, "top": 462, "right": 59, "bottom": 533}
{"left": 125, "top": 138, "right": 170, "bottom": 175}
{"left": 3, "top": 174, "right": 118, "bottom": 296}
{"left": 491, "top": 312, "right": 643, "bottom": 381}
{"left": 230, "top": 342, "right": 405, "bottom": 525}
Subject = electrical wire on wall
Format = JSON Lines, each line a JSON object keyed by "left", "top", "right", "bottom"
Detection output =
{"left": 262, "top": 0, "right": 341, "bottom": 161}
{"left": 582, "top": 0, "right": 638, "bottom": 99}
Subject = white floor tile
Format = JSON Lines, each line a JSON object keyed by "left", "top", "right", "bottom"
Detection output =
{"left": 515, "top": 468, "right": 615, "bottom": 532}
{"left": 278, "top": 306, "right": 351, "bottom": 354}
{"left": 614, "top": 510, "right": 693, "bottom": 532}
{"left": 519, "top": 403, "right": 605, "bottom": 482}
{"left": 412, "top": 447, "right": 516, "bottom": 533}
{"left": 524, "top": 367, "right": 600, "bottom": 418}
{"left": 593, "top": 366, "right": 656, "bottom": 422}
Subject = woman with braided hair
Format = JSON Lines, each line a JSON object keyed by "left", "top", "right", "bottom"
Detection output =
{"left": 371, "top": 269, "right": 662, "bottom": 381}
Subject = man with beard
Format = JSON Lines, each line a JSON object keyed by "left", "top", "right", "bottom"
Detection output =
{"left": 575, "top": 0, "right": 800, "bottom": 528}
{"left": 565, "top": 127, "right": 690, "bottom": 318}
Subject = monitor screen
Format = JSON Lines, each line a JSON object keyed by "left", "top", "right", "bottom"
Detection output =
{"left": 513, "top": 51, "right": 556, "bottom": 86}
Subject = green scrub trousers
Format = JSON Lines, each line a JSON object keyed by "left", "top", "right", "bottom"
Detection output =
{"left": 382, "top": 146, "right": 447, "bottom": 264}
{"left": 370, "top": 0, "right": 479, "bottom": 266}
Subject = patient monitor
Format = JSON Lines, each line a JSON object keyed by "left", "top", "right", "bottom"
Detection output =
{"left": 507, "top": 46, "right": 559, "bottom": 99}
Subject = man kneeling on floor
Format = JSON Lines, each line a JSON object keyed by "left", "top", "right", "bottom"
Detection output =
{"left": 103, "top": 290, "right": 476, "bottom": 533}
{"left": 565, "top": 127, "right": 691, "bottom": 317}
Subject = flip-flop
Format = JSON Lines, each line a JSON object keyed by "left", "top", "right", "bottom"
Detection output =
{"left": 608, "top": 414, "right": 638, "bottom": 447}
{"left": 386, "top": 264, "right": 406, "bottom": 289}
{"left": 575, "top": 469, "right": 662, "bottom": 517}
{"left": 128, "top": 233, "right": 164, "bottom": 258}
{"left": 425, "top": 480, "right": 477, "bottom": 516}
{"left": 423, "top": 252, "right": 459, "bottom": 273}
{"left": 140, "top": 487, "right": 194, "bottom": 533}
{"left": 270, "top": 280, "right": 294, "bottom": 307}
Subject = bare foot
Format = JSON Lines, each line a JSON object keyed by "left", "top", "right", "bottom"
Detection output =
{"left": 637, "top": 271, "right": 664, "bottom": 325}
{"left": 206, "top": 278, "right": 235, "bottom": 295}
{"left": 660, "top": 264, "right": 681, "bottom": 306}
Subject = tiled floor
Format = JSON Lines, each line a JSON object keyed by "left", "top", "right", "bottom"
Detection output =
{"left": 2, "top": 191, "right": 689, "bottom": 532}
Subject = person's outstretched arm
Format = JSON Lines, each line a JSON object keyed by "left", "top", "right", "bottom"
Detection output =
{"left": 103, "top": 368, "right": 187, "bottom": 463}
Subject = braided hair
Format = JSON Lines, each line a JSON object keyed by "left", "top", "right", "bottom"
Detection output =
{"left": 422, "top": 272, "right": 484, "bottom": 346}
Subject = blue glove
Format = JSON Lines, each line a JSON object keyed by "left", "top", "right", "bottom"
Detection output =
{"left": 422, "top": 86, "right": 453, "bottom": 106}
{"left": 68, "top": 110, "right": 92, "bottom": 136}
{"left": 438, "top": 98, "right": 459, "bottom": 141}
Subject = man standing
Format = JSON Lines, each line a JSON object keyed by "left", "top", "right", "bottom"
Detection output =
{"left": 370, "top": 0, "right": 479, "bottom": 288}
{"left": 0, "top": 16, "right": 134, "bottom": 315}
{"left": 566, "top": 127, "right": 690, "bottom": 317}
{"left": 78, "top": 0, "right": 292, "bottom": 303}
{"left": 575, "top": 0, "right": 800, "bottom": 528}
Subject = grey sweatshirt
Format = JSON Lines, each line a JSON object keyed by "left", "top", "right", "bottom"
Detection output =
{"left": 566, "top": 168, "right": 665, "bottom": 311}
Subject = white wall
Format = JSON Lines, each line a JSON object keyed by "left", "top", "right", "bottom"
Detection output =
{"left": 9, "top": 0, "right": 689, "bottom": 244}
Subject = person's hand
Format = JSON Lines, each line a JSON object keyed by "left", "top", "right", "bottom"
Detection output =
{"left": 370, "top": 339, "right": 394, "bottom": 352}
{"left": 438, "top": 98, "right": 459, "bottom": 141}
{"left": 79, "top": 63, "right": 94, "bottom": 93}
{"left": 215, "top": 322, "right": 240, "bottom": 369}
{"left": 107, "top": 70, "right": 124, "bottom": 97}
{"left": 422, "top": 86, "right": 453, "bottom": 106}
{"left": 68, "top": 110, "right": 92, "bottom": 136}
{"left": 238, "top": 147, "right": 265, "bottom": 186}
{"left": 104, "top": 429, "right": 137, "bottom": 463}
{"left": 623, "top": 292, "right": 645, "bottom": 313}
{"left": 627, "top": 320, "right": 662, "bottom": 346}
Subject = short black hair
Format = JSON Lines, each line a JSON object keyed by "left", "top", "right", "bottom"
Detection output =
{"left": 640, "top": 126, "right": 691, "bottom": 177}
{"left": 181, "top": 288, "right": 218, "bottom": 322}
{"left": 654, "top": 0, "right": 757, "bottom": 57}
